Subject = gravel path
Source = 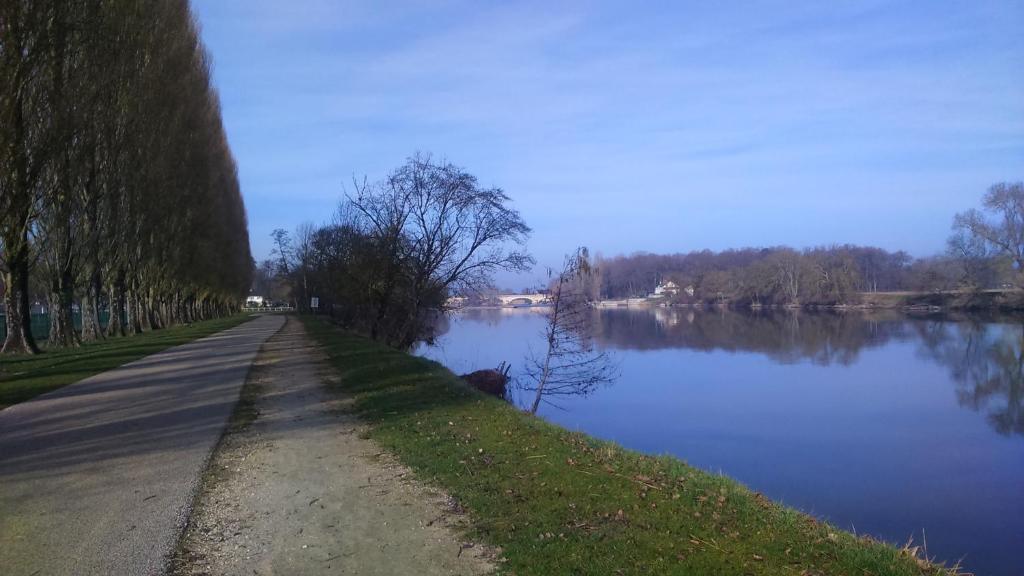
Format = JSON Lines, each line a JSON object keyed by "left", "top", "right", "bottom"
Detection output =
{"left": 173, "top": 316, "right": 496, "bottom": 576}
{"left": 0, "top": 315, "right": 285, "bottom": 576}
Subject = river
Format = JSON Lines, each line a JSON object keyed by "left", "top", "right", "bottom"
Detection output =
{"left": 415, "top": 306, "right": 1023, "bottom": 576}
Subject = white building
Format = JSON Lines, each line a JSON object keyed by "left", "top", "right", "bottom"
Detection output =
{"left": 245, "top": 295, "right": 266, "bottom": 307}
{"left": 652, "top": 281, "right": 680, "bottom": 297}
{"left": 445, "top": 296, "right": 468, "bottom": 308}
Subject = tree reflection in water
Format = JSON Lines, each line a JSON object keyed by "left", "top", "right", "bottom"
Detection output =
{"left": 592, "top": 307, "right": 915, "bottom": 366}
{"left": 427, "top": 307, "right": 1023, "bottom": 436}
{"left": 913, "top": 319, "right": 1024, "bottom": 436}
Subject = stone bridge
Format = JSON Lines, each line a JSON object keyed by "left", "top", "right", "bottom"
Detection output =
{"left": 496, "top": 293, "right": 550, "bottom": 306}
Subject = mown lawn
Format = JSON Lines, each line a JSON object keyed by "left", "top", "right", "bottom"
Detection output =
{"left": 0, "top": 315, "right": 254, "bottom": 409}
{"left": 303, "top": 316, "right": 955, "bottom": 576}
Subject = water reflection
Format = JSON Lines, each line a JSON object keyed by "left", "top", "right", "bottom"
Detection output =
{"left": 913, "top": 320, "right": 1024, "bottom": 436}
{"left": 455, "top": 306, "right": 550, "bottom": 325}
{"left": 434, "top": 307, "right": 1024, "bottom": 437}
{"left": 595, "top": 307, "right": 914, "bottom": 366}
{"left": 420, "top": 306, "right": 1024, "bottom": 574}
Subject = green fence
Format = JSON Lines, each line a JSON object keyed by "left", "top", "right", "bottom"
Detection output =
{"left": 0, "top": 312, "right": 112, "bottom": 342}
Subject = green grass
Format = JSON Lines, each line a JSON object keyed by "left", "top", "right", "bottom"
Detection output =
{"left": 302, "top": 316, "right": 955, "bottom": 576}
{"left": 0, "top": 315, "right": 254, "bottom": 409}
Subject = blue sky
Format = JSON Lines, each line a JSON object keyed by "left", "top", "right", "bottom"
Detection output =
{"left": 192, "top": 0, "right": 1022, "bottom": 288}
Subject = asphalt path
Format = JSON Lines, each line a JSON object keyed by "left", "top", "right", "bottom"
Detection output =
{"left": 0, "top": 314, "right": 285, "bottom": 576}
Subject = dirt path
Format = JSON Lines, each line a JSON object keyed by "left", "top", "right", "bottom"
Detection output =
{"left": 173, "top": 317, "right": 495, "bottom": 576}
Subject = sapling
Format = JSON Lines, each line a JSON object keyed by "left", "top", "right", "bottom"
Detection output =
{"left": 522, "top": 247, "right": 617, "bottom": 414}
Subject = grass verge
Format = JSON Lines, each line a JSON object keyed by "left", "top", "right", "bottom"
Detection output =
{"left": 0, "top": 314, "right": 254, "bottom": 409}
{"left": 302, "top": 315, "right": 954, "bottom": 576}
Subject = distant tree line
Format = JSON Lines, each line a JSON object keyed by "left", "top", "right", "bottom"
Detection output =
{"left": 268, "top": 155, "right": 532, "bottom": 348}
{"left": 593, "top": 182, "right": 1022, "bottom": 306}
{"left": 595, "top": 246, "right": 924, "bottom": 305}
{"left": 1, "top": 1, "right": 252, "bottom": 353}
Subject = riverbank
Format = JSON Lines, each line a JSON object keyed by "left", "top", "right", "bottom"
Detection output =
{"left": 589, "top": 288, "right": 1024, "bottom": 313}
{"left": 858, "top": 288, "right": 1024, "bottom": 311}
{"left": 0, "top": 314, "right": 253, "bottom": 409}
{"left": 302, "top": 316, "right": 956, "bottom": 575}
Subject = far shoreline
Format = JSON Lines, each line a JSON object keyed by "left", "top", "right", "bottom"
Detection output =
{"left": 451, "top": 288, "right": 1024, "bottom": 314}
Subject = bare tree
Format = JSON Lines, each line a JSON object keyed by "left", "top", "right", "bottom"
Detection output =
{"left": 293, "top": 222, "right": 316, "bottom": 311}
{"left": 804, "top": 247, "right": 861, "bottom": 305}
{"left": 948, "top": 225, "right": 998, "bottom": 289}
{"left": 767, "top": 249, "right": 806, "bottom": 305}
{"left": 952, "top": 182, "right": 1024, "bottom": 287}
{"left": 345, "top": 154, "right": 533, "bottom": 347}
{"left": 522, "top": 248, "right": 617, "bottom": 414}
{"left": 270, "top": 229, "right": 293, "bottom": 277}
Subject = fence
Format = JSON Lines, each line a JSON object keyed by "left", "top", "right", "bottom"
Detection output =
{"left": 0, "top": 312, "right": 113, "bottom": 342}
{"left": 243, "top": 306, "right": 295, "bottom": 313}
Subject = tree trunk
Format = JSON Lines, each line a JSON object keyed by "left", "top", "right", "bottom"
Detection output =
{"left": 530, "top": 277, "right": 564, "bottom": 414}
{"left": 139, "top": 293, "right": 153, "bottom": 331}
{"left": 530, "top": 346, "right": 554, "bottom": 415}
{"left": 1, "top": 254, "right": 41, "bottom": 354}
{"left": 126, "top": 286, "right": 144, "bottom": 334}
{"left": 80, "top": 290, "right": 102, "bottom": 341}
{"left": 47, "top": 268, "right": 79, "bottom": 348}
{"left": 147, "top": 294, "right": 162, "bottom": 330}
{"left": 106, "top": 275, "right": 126, "bottom": 337}
{"left": 80, "top": 269, "right": 104, "bottom": 342}
{"left": 1, "top": 81, "right": 40, "bottom": 354}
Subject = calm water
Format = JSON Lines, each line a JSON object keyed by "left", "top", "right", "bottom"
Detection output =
{"left": 416, "top": 307, "right": 1024, "bottom": 576}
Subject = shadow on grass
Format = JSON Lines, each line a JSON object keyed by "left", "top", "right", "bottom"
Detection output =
{"left": 0, "top": 316, "right": 253, "bottom": 409}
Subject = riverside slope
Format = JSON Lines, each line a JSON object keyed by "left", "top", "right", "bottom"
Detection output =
{"left": 0, "top": 314, "right": 284, "bottom": 576}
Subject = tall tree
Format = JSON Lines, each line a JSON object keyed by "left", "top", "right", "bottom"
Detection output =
{"left": 0, "top": 2, "right": 55, "bottom": 353}
{"left": 2, "top": 0, "right": 253, "bottom": 353}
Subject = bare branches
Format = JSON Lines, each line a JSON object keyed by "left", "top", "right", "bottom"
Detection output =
{"left": 521, "top": 248, "right": 618, "bottom": 414}
{"left": 951, "top": 182, "right": 1024, "bottom": 288}
{"left": 316, "top": 154, "right": 533, "bottom": 347}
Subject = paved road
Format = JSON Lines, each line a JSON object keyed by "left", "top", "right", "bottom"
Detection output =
{"left": 0, "top": 315, "right": 285, "bottom": 576}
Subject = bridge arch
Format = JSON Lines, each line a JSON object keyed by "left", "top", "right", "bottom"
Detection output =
{"left": 495, "top": 293, "right": 550, "bottom": 306}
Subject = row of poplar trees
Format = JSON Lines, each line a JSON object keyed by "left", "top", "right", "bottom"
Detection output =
{"left": 0, "top": 1, "right": 253, "bottom": 354}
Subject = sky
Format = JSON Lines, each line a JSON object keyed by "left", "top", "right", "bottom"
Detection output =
{"left": 192, "top": 0, "right": 1023, "bottom": 288}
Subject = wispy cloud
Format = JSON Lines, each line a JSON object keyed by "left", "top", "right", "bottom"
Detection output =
{"left": 193, "top": 0, "right": 1024, "bottom": 278}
